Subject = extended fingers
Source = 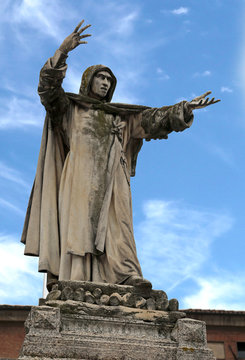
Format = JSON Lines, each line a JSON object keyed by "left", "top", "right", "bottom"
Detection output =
{"left": 79, "top": 34, "right": 91, "bottom": 39}
{"left": 202, "top": 91, "right": 212, "bottom": 98}
{"left": 78, "top": 24, "right": 91, "bottom": 34}
{"left": 207, "top": 98, "right": 221, "bottom": 105}
{"left": 74, "top": 20, "right": 85, "bottom": 33}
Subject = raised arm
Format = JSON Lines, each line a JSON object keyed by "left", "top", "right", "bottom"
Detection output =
{"left": 38, "top": 20, "right": 91, "bottom": 117}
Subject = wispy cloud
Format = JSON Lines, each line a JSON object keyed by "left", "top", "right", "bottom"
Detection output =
{"left": 115, "top": 11, "right": 138, "bottom": 36}
{"left": 183, "top": 274, "right": 245, "bottom": 310}
{"left": 156, "top": 67, "right": 170, "bottom": 81}
{"left": 0, "top": 96, "right": 43, "bottom": 129}
{"left": 0, "top": 161, "right": 30, "bottom": 190}
{"left": 0, "top": 234, "right": 43, "bottom": 304}
{"left": 3, "top": 0, "right": 75, "bottom": 43}
{"left": 0, "top": 198, "right": 25, "bottom": 216}
{"left": 208, "top": 144, "right": 235, "bottom": 167}
{"left": 171, "top": 7, "right": 189, "bottom": 15}
{"left": 135, "top": 200, "right": 233, "bottom": 293}
{"left": 221, "top": 86, "right": 233, "bottom": 93}
{"left": 193, "top": 70, "right": 211, "bottom": 77}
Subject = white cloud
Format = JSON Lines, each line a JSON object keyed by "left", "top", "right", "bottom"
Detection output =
{"left": 171, "top": 7, "right": 189, "bottom": 15}
{"left": 193, "top": 70, "right": 211, "bottom": 77}
{"left": 221, "top": 86, "right": 233, "bottom": 93}
{"left": 135, "top": 200, "right": 233, "bottom": 292}
{"left": 0, "top": 161, "right": 30, "bottom": 190}
{"left": 0, "top": 96, "right": 43, "bottom": 129}
{"left": 0, "top": 234, "right": 43, "bottom": 304}
{"left": 183, "top": 275, "right": 245, "bottom": 310}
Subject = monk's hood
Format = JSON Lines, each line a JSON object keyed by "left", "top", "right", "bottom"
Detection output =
{"left": 79, "top": 65, "right": 117, "bottom": 103}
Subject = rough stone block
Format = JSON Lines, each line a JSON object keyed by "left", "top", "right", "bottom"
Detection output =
{"left": 19, "top": 281, "right": 215, "bottom": 360}
{"left": 172, "top": 318, "right": 207, "bottom": 348}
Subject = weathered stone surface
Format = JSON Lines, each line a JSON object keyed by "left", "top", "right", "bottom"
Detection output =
{"left": 122, "top": 292, "right": 135, "bottom": 307}
{"left": 85, "top": 291, "right": 95, "bottom": 304}
{"left": 25, "top": 306, "right": 60, "bottom": 335}
{"left": 45, "top": 300, "right": 172, "bottom": 323}
{"left": 61, "top": 286, "right": 73, "bottom": 301}
{"left": 46, "top": 290, "right": 61, "bottom": 301}
{"left": 73, "top": 288, "right": 85, "bottom": 301}
{"left": 135, "top": 296, "right": 146, "bottom": 309}
{"left": 93, "top": 287, "right": 102, "bottom": 299}
{"left": 19, "top": 303, "right": 215, "bottom": 360}
{"left": 43, "top": 281, "right": 173, "bottom": 311}
{"left": 99, "top": 294, "right": 110, "bottom": 306}
{"left": 169, "top": 298, "right": 179, "bottom": 311}
{"left": 172, "top": 318, "right": 207, "bottom": 348}
{"left": 170, "top": 318, "right": 215, "bottom": 359}
{"left": 109, "top": 293, "right": 122, "bottom": 306}
{"left": 146, "top": 298, "right": 156, "bottom": 310}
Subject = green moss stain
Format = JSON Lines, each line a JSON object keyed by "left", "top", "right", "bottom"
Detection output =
{"left": 182, "top": 347, "right": 195, "bottom": 352}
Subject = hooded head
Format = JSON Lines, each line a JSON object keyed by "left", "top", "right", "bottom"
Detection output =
{"left": 79, "top": 65, "right": 117, "bottom": 103}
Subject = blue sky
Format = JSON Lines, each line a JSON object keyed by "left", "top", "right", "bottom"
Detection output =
{"left": 0, "top": 0, "right": 245, "bottom": 310}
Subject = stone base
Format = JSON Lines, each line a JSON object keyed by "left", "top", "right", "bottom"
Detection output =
{"left": 19, "top": 281, "right": 215, "bottom": 360}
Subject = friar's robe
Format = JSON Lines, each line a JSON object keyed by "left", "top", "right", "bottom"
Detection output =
{"left": 21, "top": 50, "right": 193, "bottom": 284}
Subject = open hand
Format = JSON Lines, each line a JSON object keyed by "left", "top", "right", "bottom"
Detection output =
{"left": 59, "top": 20, "right": 91, "bottom": 54}
{"left": 187, "top": 91, "right": 220, "bottom": 110}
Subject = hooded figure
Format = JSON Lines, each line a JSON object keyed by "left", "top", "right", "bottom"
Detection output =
{"left": 21, "top": 48, "right": 193, "bottom": 289}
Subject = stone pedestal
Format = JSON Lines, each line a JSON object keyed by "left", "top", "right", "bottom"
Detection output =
{"left": 19, "top": 281, "right": 215, "bottom": 360}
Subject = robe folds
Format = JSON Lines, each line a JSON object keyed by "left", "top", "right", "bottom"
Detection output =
{"left": 21, "top": 50, "right": 193, "bottom": 284}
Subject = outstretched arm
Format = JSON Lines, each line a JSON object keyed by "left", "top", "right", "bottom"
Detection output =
{"left": 133, "top": 92, "right": 220, "bottom": 141}
{"left": 38, "top": 20, "right": 91, "bottom": 117}
{"left": 134, "top": 101, "right": 193, "bottom": 141}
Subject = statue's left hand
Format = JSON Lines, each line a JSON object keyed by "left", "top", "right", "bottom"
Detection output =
{"left": 59, "top": 20, "right": 91, "bottom": 54}
{"left": 186, "top": 91, "right": 220, "bottom": 110}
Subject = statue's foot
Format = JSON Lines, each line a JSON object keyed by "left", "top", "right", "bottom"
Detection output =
{"left": 123, "top": 275, "right": 152, "bottom": 288}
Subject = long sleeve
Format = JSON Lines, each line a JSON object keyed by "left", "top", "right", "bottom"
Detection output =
{"left": 38, "top": 49, "right": 70, "bottom": 118}
{"left": 133, "top": 101, "right": 194, "bottom": 141}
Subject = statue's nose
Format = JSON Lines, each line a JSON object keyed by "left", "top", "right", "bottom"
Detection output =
{"left": 102, "top": 78, "right": 110, "bottom": 87}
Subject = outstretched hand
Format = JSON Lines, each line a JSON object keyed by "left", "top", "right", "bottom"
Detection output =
{"left": 59, "top": 20, "right": 91, "bottom": 54}
{"left": 186, "top": 91, "right": 220, "bottom": 110}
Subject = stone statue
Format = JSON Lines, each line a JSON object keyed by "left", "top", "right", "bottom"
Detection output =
{"left": 21, "top": 20, "right": 220, "bottom": 291}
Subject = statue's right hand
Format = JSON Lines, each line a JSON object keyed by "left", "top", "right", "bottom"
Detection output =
{"left": 59, "top": 20, "right": 91, "bottom": 54}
